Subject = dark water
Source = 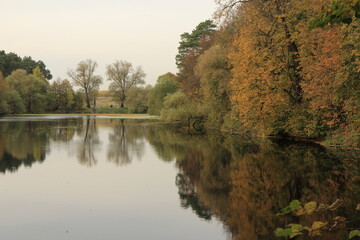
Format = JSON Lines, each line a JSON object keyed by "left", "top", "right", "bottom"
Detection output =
{"left": 0, "top": 116, "right": 359, "bottom": 240}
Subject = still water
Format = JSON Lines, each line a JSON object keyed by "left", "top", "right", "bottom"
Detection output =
{"left": 0, "top": 115, "right": 359, "bottom": 240}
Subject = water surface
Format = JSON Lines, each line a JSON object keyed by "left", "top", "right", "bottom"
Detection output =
{"left": 0, "top": 115, "right": 359, "bottom": 240}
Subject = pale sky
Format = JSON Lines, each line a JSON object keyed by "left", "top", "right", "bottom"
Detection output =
{"left": 0, "top": 0, "right": 217, "bottom": 89}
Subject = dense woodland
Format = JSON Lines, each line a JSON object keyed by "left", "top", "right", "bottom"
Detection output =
{"left": 157, "top": 0, "right": 360, "bottom": 148}
{"left": 0, "top": 0, "right": 359, "bottom": 147}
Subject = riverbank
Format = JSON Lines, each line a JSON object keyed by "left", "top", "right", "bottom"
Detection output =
{"left": 13, "top": 113, "right": 159, "bottom": 119}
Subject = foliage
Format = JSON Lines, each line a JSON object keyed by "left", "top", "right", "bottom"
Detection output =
{"left": 349, "top": 230, "right": 360, "bottom": 239}
{"left": 147, "top": 72, "right": 179, "bottom": 115}
{"left": 276, "top": 200, "right": 301, "bottom": 216}
{"left": 0, "top": 50, "right": 52, "bottom": 80}
{"left": 309, "top": 0, "right": 360, "bottom": 29}
{"left": 275, "top": 199, "right": 360, "bottom": 239}
{"left": 176, "top": 20, "right": 217, "bottom": 101}
{"left": 96, "top": 107, "right": 128, "bottom": 114}
{"left": 176, "top": 20, "right": 217, "bottom": 68}
{"left": 160, "top": 91, "right": 197, "bottom": 124}
{"left": 48, "top": 79, "right": 79, "bottom": 112}
{"left": 0, "top": 73, "right": 24, "bottom": 114}
{"left": 195, "top": 44, "right": 231, "bottom": 128}
{"left": 275, "top": 224, "right": 303, "bottom": 238}
{"left": 67, "top": 59, "right": 103, "bottom": 109}
{"left": 160, "top": 0, "right": 360, "bottom": 147}
{"left": 6, "top": 69, "right": 49, "bottom": 113}
{"left": 125, "top": 85, "right": 151, "bottom": 113}
{"left": 106, "top": 60, "right": 146, "bottom": 108}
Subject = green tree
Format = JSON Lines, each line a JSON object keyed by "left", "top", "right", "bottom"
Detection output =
{"left": 176, "top": 20, "right": 217, "bottom": 68}
{"left": 49, "top": 79, "right": 77, "bottom": 112}
{"left": 176, "top": 20, "right": 217, "bottom": 101}
{"left": 67, "top": 59, "right": 103, "bottom": 109}
{"left": 309, "top": 0, "right": 360, "bottom": 29}
{"left": 160, "top": 91, "right": 196, "bottom": 124}
{"left": 106, "top": 60, "right": 146, "bottom": 108}
{"left": 0, "top": 50, "right": 52, "bottom": 80}
{"left": 73, "top": 90, "right": 84, "bottom": 111}
{"left": 0, "top": 72, "right": 11, "bottom": 114}
{"left": 195, "top": 44, "right": 231, "bottom": 128}
{"left": 125, "top": 85, "right": 152, "bottom": 113}
{"left": 147, "top": 72, "right": 179, "bottom": 115}
{"left": 6, "top": 69, "right": 49, "bottom": 113}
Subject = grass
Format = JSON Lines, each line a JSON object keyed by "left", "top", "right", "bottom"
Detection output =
{"left": 96, "top": 91, "right": 120, "bottom": 108}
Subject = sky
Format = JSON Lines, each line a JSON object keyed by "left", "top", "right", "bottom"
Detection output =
{"left": 0, "top": 0, "right": 218, "bottom": 90}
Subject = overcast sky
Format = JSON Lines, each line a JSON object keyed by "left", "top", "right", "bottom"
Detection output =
{"left": 0, "top": 0, "right": 217, "bottom": 89}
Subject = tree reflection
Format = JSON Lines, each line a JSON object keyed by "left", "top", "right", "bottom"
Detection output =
{"left": 0, "top": 117, "right": 84, "bottom": 173}
{"left": 0, "top": 121, "right": 49, "bottom": 173}
{"left": 76, "top": 117, "right": 100, "bottom": 167}
{"left": 146, "top": 127, "right": 232, "bottom": 222}
{"left": 146, "top": 125, "right": 360, "bottom": 240}
{"left": 226, "top": 140, "right": 360, "bottom": 240}
{"left": 176, "top": 172, "right": 212, "bottom": 220}
{"left": 49, "top": 118, "right": 82, "bottom": 142}
{"left": 107, "top": 119, "right": 146, "bottom": 166}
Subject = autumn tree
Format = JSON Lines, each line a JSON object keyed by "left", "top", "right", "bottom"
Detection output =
{"left": 176, "top": 20, "right": 217, "bottom": 101}
{"left": 106, "top": 60, "right": 146, "bottom": 108}
{"left": 67, "top": 59, "right": 103, "bottom": 109}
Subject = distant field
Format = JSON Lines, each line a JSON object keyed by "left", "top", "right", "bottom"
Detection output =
{"left": 97, "top": 91, "right": 119, "bottom": 108}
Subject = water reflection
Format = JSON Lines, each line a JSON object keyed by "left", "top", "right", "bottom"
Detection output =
{"left": 77, "top": 117, "right": 101, "bottom": 166}
{"left": 0, "top": 116, "right": 359, "bottom": 240}
{"left": 145, "top": 125, "right": 360, "bottom": 240}
{"left": 107, "top": 119, "right": 146, "bottom": 166}
{"left": 0, "top": 116, "right": 148, "bottom": 170}
{"left": 0, "top": 121, "right": 48, "bottom": 173}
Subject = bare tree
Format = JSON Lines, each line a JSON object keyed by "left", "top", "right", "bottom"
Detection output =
{"left": 106, "top": 60, "right": 146, "bottom": 108}
{"left": 67, "top": 59, "right": 103, "bottom": 108}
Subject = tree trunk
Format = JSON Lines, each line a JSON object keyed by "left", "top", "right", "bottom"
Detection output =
{"left": 281, "top": 17, "right": 303, "bottom": 104}
{"left": 85, "top": 92, "right": 91, "bottom": 108}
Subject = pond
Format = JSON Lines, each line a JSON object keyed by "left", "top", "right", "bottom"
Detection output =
{"left": 0, "top": 115, "right": 359, "bottom": 240}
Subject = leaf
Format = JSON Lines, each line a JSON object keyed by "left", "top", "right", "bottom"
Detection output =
{"left": 311, "top": 221, "right": 328, "bottom": 230}
{"left": 349, "top": 230, "right": 360, "bottom": 239}
{"left": 289, "top": 224, "right": 303, "bottom": 238}
{"left": 305, "top": 221, "right": 328, "bottom": 237}
{"left": 275, "top": 224, "right": 303, "bottom": 238}
{"left": 277, "top": 200, "right": 301, "bottom": 216}
{"left": 275, "top": 228, "right": 292, "bottom": 237}
{"left": 356, "top": 204, "right": 360, "bottom": 211}
{"left": 294, "top": 201, "right": 317, "bottom": 216}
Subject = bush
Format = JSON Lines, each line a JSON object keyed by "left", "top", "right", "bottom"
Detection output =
{"left": 81, "top": 108, "right": 93, "bottom": 114}
{"left": 160, "top": 91, "right": 198, "bottom": 124}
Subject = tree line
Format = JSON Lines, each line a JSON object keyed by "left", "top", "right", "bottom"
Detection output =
{"left": 1, "top": 0, "right": 358, "bottom": 147}
{"left": 0, "top": 54, "right": 151, "bottom": 114}
{"left": 150, "top": 0, "right": 360, "bottom": 148}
